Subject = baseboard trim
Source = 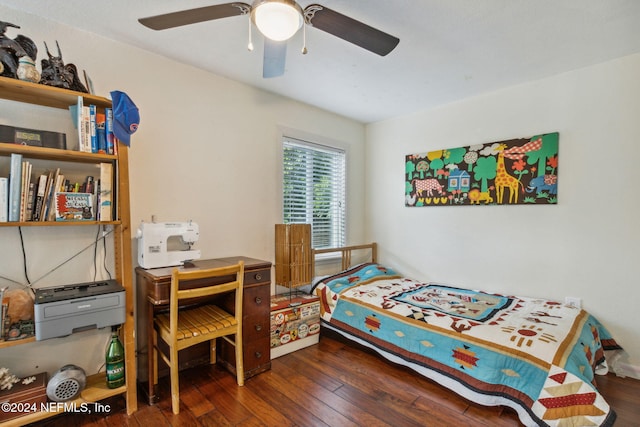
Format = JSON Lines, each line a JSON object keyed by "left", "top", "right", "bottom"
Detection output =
{"left": 614, "top": 361, "right": 640, "bottom": 380}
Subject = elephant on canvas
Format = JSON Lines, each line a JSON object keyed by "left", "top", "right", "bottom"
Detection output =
{"left": 526, "top": 175, "right": 558, "bottom": 195}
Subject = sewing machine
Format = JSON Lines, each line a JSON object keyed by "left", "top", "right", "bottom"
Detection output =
{"left": 136, "top": 221, "right": 201, "bottom": 269}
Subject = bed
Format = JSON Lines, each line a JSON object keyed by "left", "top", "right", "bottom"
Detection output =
{"left": 310, "top": 243, "right": 622, "bottom": 427}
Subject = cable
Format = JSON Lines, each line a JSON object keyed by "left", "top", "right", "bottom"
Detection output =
{"left": 102, "top": 225, "right": 112, "bottom": 279}
{"left": 93, "top": 226, "right": 100, "bottom": 282}
{"left": 28, "top": 227, "right": 114, "bottom": 287}
{"left": 18, "top": 227, "right": 32, "bottom": 285}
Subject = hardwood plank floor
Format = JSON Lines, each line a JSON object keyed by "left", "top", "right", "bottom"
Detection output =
{"left": 32, "top": 334, "right": 640, "bottom": 426}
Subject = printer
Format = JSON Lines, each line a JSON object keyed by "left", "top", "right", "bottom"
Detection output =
{"left": 34, "top": 280, "right": 126, "bottom": 341}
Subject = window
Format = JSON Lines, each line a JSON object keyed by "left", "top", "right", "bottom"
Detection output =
{"left": 282, "top": 137, "right": 346, "bottom": 249}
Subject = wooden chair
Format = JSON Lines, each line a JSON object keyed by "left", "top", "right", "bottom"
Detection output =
{"left": 152, "top": 261, "right": 245, "bottom": 414}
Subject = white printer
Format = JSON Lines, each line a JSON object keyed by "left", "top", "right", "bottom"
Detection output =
{"left": 34, "top": 280, "right": 126, "bottom": 341}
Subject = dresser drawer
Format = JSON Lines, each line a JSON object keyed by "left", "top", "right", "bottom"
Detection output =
{"left": 244, "top": 314, "right": 270, "bottom": 341}
{"left": 243, "top": 284, "right": 270, "bottom": 315}
{"left": 218, "top": 281, "right": 269, "bottom": 317}
{"left": 218, "top": 336, "right": 271, "bottom": 379}
{"left": 244, "top": 268, "right": 270, "bottom": 285}
{"left": 244, "top": 337, "right": 271, "bottom": 368}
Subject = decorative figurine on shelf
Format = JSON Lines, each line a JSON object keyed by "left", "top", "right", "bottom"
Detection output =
{"left": 39, "top": 40, "right": 88, "bottom": 92}
{"left": 0, "top": 367, "right": 20, "bottom": 391}
{"left": 17, "top": 55, "right": 40, "bottom": 83}
{"left": 0, "top": 20, "right": 37, "bottom": 80}
{"left": 15, "top": 34, "right": 39, "bottom": 83}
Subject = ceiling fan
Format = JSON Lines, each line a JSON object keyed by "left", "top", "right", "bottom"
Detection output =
{"left": 138, "top": 0, "right": 400, "bottom": 78}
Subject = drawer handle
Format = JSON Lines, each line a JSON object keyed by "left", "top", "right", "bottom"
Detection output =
{"left": 255, "top": 324, "right": 262, "bottom": 332}
{"left": 254, "top": 273, "right": 262, "bottom": 281}
{"left": 254, "top": 351, "right": 262, "bottom": 359}
{"left": 255, "top": 297, "right": 262, "bottom": 304}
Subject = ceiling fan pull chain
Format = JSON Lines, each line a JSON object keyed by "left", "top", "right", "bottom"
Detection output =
{"left": 302, "top": 5, "right": 322, "bottom": 55}
{"left": 247, "top": 13, "right": 254, "bottom": 51}
{"left": 302, "top": 22, "right": 308, "bottom": 54}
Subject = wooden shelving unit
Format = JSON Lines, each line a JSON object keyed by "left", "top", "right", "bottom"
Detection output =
{"left": 0, "top": 76, "right": 137, "bottom": 422}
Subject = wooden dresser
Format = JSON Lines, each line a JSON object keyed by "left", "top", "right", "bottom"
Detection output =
{"left": 135, "top": 256, "right": 272, "bottom": 404}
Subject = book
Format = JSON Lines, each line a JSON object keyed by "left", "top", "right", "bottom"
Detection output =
{"left": 38, "top": 171, "right": 53, "bottom": 221}
{"left": 89, "top": 104, "right": 98, "bottom": 153}
{"left": 47, "top": 172, "right": 65, "bottom": 221}
{"left": 69, "top": 96, "right": 84, "bottom": 152}
{"left": 82, "top": 105, "right": 91, "bottom": 153}
{"left": 19, "top": 160, "right": 32, "bottom": 221}
{"left": 31, "top": 174, "right": 48, "bottom": 221}
{"left": 41, "top": 168, "right": 59, "bottom": 221}
{"left": 25, "top": 181, "right": 35, "bottom": 222}
{"left": 19, "top": 160, "right": 26, "bottom": 221}
{"left": 0, "top": 177, "right": 7, "bottom": 222}
{"left": 99, "top": 163, "right": 113, "bottom": 221}
{"left": 96, "top": 113, "right": 106, "bottom": 153}
{"left": 105, "top": 107, "right": 115, "bottom": 155}
{"left": 8, "top": 153, "right": 22, "bottom": 221}
{"left": 69, "top": 97, "right": 92, "bottom": 152}
{"left": 55, "top": 192, "right": 94, "bottom": 221}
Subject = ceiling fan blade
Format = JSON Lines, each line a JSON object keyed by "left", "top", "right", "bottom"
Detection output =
{"left": 139, "top": 2, "right": 251, "bottom": 31}
{"left": 304, "top": 4, "right": 399, "bottom": 56}
{"left": 263, "top": 39, "right": 287, "bottom": 78}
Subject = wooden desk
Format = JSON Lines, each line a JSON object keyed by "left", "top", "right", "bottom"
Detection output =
{"left": 136, "top": 256, "right": 272, "bottom": 405}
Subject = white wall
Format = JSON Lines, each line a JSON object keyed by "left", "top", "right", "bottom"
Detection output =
{"left": 0, "top": 6, "right": 366, "bottom": 378}
{"left": 365, "top": 53, "right": 640, "bottom": 377}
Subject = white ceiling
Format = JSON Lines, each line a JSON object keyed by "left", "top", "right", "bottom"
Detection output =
{"left": 2, "top": 0, "right": 640, "bottom": 123}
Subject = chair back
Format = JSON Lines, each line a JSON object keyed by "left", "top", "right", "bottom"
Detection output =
{"left": 168, "top": 262, "right": 244, "bottom": 339}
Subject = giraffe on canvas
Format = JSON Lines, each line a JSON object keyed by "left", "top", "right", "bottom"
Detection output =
{"left": 495, "top": 144, "right": 522, "bottom": 204}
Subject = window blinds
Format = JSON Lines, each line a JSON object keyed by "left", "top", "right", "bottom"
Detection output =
{"left": 282, "top": 138, "right": 346, "bottom": 249}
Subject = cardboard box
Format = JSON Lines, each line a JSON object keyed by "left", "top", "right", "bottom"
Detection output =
{"left": 270, "top": 293, "right": 320, "bottom": 358}
{"left": 0, "top": 372, "right": 48, "bottom": 422}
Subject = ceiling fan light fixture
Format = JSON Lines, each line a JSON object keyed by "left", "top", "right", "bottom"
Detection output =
{"left": 252, "top": 0, "right": 303, "bottom": 42}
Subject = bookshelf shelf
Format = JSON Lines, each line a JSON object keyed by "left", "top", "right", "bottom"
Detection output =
{"left": 0, "top": 373, "right": 126, "bottom": 427}
{"left": 0, "top": 220, "right": 120, "bottom": 227}
{"left": 0, "top": 76, "right": 137, "bottom": 420}
{"left": 0, "top": 336, "right": 35, "bottom": 349}
{"left": 0, "top": 142, "right": 117, "bottom": 163}
{"left": 0, "top": 76, "right": 111, "bottom": 110}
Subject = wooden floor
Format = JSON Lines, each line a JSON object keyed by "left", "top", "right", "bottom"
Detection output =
{"left": 34, "top": 334, "right": 640, "bottom": 427}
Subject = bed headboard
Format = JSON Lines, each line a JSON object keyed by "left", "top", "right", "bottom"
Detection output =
{"left": 311, "top": 243, "right": 377, "bottom": 277}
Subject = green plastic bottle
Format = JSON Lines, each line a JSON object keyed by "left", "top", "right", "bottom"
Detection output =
{"left": 106, "top": 326, "right": 125, "bottom": 388}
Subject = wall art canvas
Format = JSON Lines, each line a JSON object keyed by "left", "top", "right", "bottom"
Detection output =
{"left": 405, "top": 132, "right": 558, "bottom": 206}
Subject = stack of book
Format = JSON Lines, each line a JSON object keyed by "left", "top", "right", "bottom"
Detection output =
{"left": 0, "top": 154, "right": 114, "bottom": 223}
{"left": 69, "top": 96, "right": 117, "bottom": 154}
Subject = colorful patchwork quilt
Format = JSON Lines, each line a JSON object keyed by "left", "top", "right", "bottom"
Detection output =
{"left": 312, "top": 263, "right": 622, "bottom": 427}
